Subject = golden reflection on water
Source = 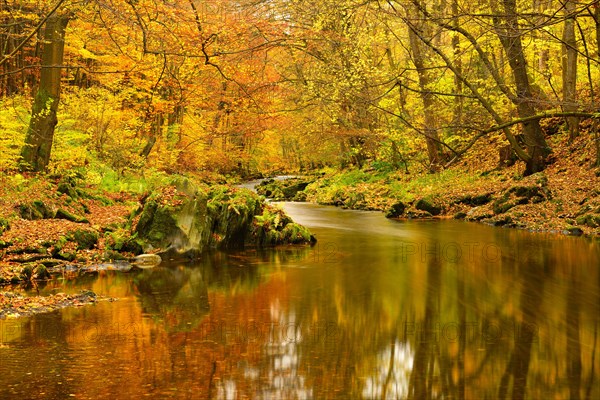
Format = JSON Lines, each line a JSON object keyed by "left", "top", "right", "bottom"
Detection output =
{"left": 0, "top": 203, "right": 599, "bottom": 399}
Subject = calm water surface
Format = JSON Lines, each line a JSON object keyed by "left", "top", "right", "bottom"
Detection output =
{"left": 1, "top": 202, "right": 599, "bottom": 399}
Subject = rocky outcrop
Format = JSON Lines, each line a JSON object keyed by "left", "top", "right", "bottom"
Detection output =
{"left": 385, "top": 201, "right": 406, "bottom": 218}
{"left": 133, "top": 179, "right": 315, "bottom": 258}
{"left": 255, "top": 177, "right": 313, "bottom": 201}
{"left": 134, "top": 179, "right": 210, "bottom": 257}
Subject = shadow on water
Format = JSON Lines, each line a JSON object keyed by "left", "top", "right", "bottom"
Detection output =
{"left": 134, "top": 267, "right": 210, "bottom": 333}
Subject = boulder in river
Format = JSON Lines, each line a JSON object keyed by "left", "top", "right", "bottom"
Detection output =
{"left": 385, "top": 201, "right": 406, "bottom": 218}
{"left": 132, "top": 178, "right": 315, "bottom": 258}
{"left": 415, "top": 198, "right": 442, "bottom": 216}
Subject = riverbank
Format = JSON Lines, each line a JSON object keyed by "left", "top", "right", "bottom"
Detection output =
{"left": 0, "top": 172, "right": 315, "bottom": 316}
{"left": 260, "top": 132, "right": 600, "bottom": 237}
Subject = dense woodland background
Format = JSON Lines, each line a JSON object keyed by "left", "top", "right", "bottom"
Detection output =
{"left": 0, "top": 0, "right": 599, "bottom": 179}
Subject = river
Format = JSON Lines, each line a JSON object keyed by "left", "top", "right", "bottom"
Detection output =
{"left": 1, "top": 201, "right": 599, "bottom": 399}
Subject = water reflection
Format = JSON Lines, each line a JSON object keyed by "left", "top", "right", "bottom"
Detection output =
{"left": 134, "top": 266, "right": 210, "bottom": 332}
{"left": 362, "top": 340, "right": 414, "bottom": 399}
{"left": 1, "top": 204, "right": 599, "bottom": 399}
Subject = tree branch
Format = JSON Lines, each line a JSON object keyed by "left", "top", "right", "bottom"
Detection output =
{"left": 0, "top": 0, "right": 67, "bottom": 68}
{"left": 445, "top": 111, "right": 597, "bottom": 167}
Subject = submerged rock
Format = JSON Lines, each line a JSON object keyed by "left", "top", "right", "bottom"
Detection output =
{"left": 131, "top": 254, "right": 162, "bottom": 268}
{"left": 81, "top": 262, "right": 133, "bottom": 272}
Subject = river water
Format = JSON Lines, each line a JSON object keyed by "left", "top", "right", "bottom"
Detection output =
{"left": 1, "top": 202, "right": 599, "bottom": 399}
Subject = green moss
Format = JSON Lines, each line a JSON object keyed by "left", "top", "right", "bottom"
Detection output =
{"left": 35, "top": 264, "right": 51, "bottom": 280}
{"left": 564, "top": 226, "right": 584, "bottom": 236}
{"left": 151, "top": 206, "right": 179, "bottom": 243}
{"left": 282, "top": 223, "right": 313, "bottom": 244}
{"left": 255, "top": 178, "right": 311, "bottom": 201}
{"left": 454, "top": 212, "right": 467, "bottom": 220}
{"left": 55, "top": 208, "right": 89, "bottom": 223}
{"left": 20, "top": 263, "right": 35, "bottom": 281}
{"left": 207, "top": 186, "right": 263, "bottom": 247}
{"left": 70, "top": 229, "right": 99, "bottom": 250}
{"left": 131, "top": 183, "right": 314, "bottom": 254}
{"left": 57, "top": 182, "right": 79, "bottom": 199}
{"left": 575, "top": 214, "right": 600, "bottom": 228}
{"left": 18, "top": 200, "right": 54, "bottom": 220}
{"left": 415, "top": 198, "right": 442, "bottom": 216}
{"left": 0, "top": 217, "right": 10, "bottom": 234}
{"left": 250, "top": 206, "right": 314, "bottom": 246}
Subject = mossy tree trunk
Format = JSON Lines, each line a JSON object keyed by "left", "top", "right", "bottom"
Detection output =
{"left": 20, "top": 13, "right": 70, "bottom": 172}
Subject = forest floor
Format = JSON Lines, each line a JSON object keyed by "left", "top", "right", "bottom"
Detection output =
{"left": 0, "top": 175, "right": 140, "bottom": 318}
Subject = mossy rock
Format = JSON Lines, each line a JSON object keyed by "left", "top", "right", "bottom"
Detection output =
{"left": 18, "top": 200, "right": 54, "bottom": 220}
{"left": 415, "top": 198, "right": 442, "bottom": 216}
{"left": 57, "top": 182, "right": 79, "bottom": 199}
{"left": 507, "top": 185, "right": 551, "bottom": 201}
{"left": 282, "top": 181, "right": 309, "bottom": 199}
{"left": 208, "top": 188, "right": 263, "bottom": 249}
{"left": 281, "top": 223, "right": 314, "bottom": 244}
{"left": 136, "top": 203, "right": 183, "bottom": 246}
{"left": 270, "top": 187, "right": 286, "bottom": 201}
{"left": 56, "top": 174, "right": 83, "bottom": 199}
{"left": 250, "top": 206, "right": 315, "bottom": 246}
{"left": 453, "top": 212, "right": 467, "bottom": 220}
{"left": 344, "top": 192, "right": 366, "bottom": 209}
{"left": 406, "top": 209, "right": 433, "bottom": 219}
{"left": 493, "top": 199, "right": 517, "bottom": 215}
{"left": 15, "top": 262, "right": 50, "bottom": 282}
{"left": 575, "top": 214, "right": 600, "bottom": 228}
{"left": 492, "top": 216, "right": 513, "bottom": 226}
{"left": 35, "top": 264, "right": 51, "bottom": 280}
{"left": 133, "top": 181, "right": 315, "bottom": 254}
{"left": 292, "top": 191, "right": 308, "bottom": 202}
{"left": 135, "top": 181, "right": 211, "bottom": 254}
{"left": 385, "top": 201, "right": 406, "bottom": 218}
{"left": 0, "top": 217, "right": 9, "bottom": 234}
{"left": 564, "top": 226, "right": 584, "bottom": 236}
{"left": 70, "top": 229, "right": 99, "bottom": 250}
{"left": 256, "top": 178, "right": 311, "bottom": 201}
{"left": 56, "top": 208, "right": 89, "bottom": 223}
{"left": 20, "top": 263, "right": 35, "bottom": 281}
{"left": 103, "top": 250, "right": 130, "bottom": 261}
{"left": 456, "top": 193, "right": 492, "bottom": 206}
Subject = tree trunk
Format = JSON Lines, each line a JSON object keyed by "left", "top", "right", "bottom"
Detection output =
{"left": 595, "top": 5, "right": 600, "bottom": 61}
{"left": 139, "top": 113, "right": 164, "bottom": 159}
{"left": 494, "top": 0, "right": 551, "bottom": 175}
{"left": 452, "top": 0, "right": 463, "bottom": 129}
{"left": 407, "top": 9, "right": 443, "bottom": 169}
{"left": 562, "top": 0, "right": 579, "bottom": 142}
{"left": 20, "top": 13, "right": 70, "bottom": 172}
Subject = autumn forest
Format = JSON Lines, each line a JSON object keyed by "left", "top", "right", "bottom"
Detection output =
{"left": 1, "top": 1, "right": 600, "bottom": 398}
{"left": 0, "top": 0, "right": 596, "bottom": 177}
